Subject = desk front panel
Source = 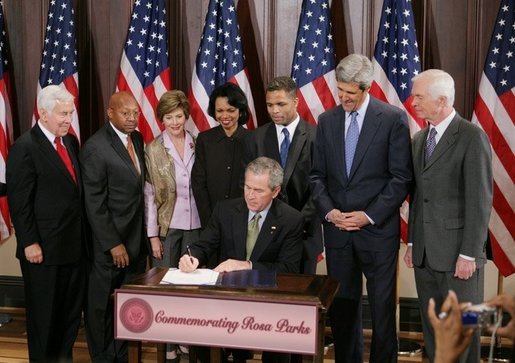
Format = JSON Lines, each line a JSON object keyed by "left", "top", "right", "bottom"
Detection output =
{"left": 115, "top": 290, "right": 319, "bottom": 355}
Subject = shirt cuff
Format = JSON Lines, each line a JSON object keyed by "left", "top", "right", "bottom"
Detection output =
{"left": 407, "top": 243, "right": 413, "bottom": 246}
{"left": 459, "top": 254, "right": 475, "bottom": 261}
{"left": 364, "top": 213, "right": 375, "bottom": 225}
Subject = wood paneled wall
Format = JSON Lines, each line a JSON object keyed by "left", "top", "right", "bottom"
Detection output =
{"left": 2, "top": 0, "right": 501, "bottom": 142}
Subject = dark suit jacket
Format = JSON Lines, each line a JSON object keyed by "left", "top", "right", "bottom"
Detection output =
{"left": 190, "top": 198, "right": 304, "bottom": 273}
{"left": 245, "top": 119, "right": 323, "bottom": 259}
{"left": 192, "top": 125, "right": 249, "bottom": 227}
{"left": 408, "top": 114, "right": 492, "bottom": 271}
{"left": 6, "top": 124, "right": 83, "bottom": 265}
{"left": 79, "top": 122, "right": 148, "bottom": 263}
{"left": 310, "top": 97, "right": 412, "bottom": 251}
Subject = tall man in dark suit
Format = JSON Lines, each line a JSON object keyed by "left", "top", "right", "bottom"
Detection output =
{"left": 80, "top": 92, "right": 148, "bottom": 362}
{"left": 245, "top": 76, "right": 322, "bottom": 274}
{"left": 310, "top": 54, "right": 412, "bottom": 363}
{"left": 7, "top": 85, "right": 85, "bottom": 362}
{"left": 404, "top": 69, "right": 493, "bottom": 363}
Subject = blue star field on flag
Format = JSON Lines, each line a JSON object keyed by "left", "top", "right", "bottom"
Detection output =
{"left": 483, "top": 0, "right": 515, "bottom": 96}
{"left": 195, "top": 0, "right": 246, "bottom": 96}
{"left": 39, "top": 0, "right": 77, "bottom": 87}
{"left": 123, "top": 0, "right": 169, "bottom": 89}
{"left": 291, "top": 0, "right": 335, "bottom": 88}
{"left": 373, "top": 0, "right": 421, "bottom": 103}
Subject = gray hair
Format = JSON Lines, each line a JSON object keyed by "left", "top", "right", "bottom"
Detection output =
{"left": 37, "top": 85, "right": 74, "bottom": 113}
{"left": 412, "top": 69, "right": 455, "bottom": 107}
{"left": 335, "top": 54, "right": 374, "bottom": 89}
{"left": 245, "top": 157, "right": 284, "bottom": 190}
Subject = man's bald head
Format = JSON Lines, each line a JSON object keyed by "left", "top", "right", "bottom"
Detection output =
{"left": 107, "top": 92, "right": 140, "bottom": 134}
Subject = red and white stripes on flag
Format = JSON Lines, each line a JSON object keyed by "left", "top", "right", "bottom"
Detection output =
{"left": 188, "top": 0, "right": 257, "bottom": 134}
{"left": 471, "top": 0, "right": 514, "bottom": 277}
{"left": 291, "top": 0, "right": 338, "bottom": 125}
{"left": 33, "top": 0, "right": 80, "bottom": 141}
{"left": 0, "top": 1, "right": 13, "bottom": 240}
{"left": 369, "top": 0, "right": 424, "bottom": 243}
{"left": 116, "top": 0, "right": 171, "bottom": 144}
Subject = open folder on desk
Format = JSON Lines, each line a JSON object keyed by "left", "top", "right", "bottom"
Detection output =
{"left": 160, "top": 268, "right": 220, "bottom": 285}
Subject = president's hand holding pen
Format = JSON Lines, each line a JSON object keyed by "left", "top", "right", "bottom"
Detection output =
{"left": 179, "top": 245, "right": 199, "bottom": 273}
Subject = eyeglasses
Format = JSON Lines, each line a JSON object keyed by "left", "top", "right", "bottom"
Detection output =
{"left": 119, "top": 111, "right": 141, "bottom": 119}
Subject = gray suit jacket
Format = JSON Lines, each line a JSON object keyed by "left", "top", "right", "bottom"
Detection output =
{"left": 408, "top": 114, "right": 493, "bottom": 271}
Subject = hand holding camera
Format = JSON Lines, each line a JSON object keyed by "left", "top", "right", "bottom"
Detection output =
{"left": 428, "top": 290, "right": 475, "bottom": 363}
{"left": 429, "top": 290, "right": 514, "bottom": 363}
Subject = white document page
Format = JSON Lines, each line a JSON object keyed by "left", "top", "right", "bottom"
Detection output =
{"left": 160, "top": 268, "right": 220, "bottom": 285}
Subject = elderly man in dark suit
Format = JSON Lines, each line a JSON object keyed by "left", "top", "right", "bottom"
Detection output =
{"left": 245, "top": 76, "right": 322, "bottom": 274}
{"left": 310, "top": 54, "right": 412, "bottom": 363}
{"left": 404, "top": 69, "right": 493, "bottom": 363}
{"left": 7, "top": 85, "right": 85, "bottom": 362}
{"left": 80, "top": 91, "right": 148, "bottom": 362}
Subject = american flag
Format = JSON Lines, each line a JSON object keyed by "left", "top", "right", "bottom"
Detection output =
{"left": 369, "top": 0, "right": 424, "bottom": 243}
{"left": 188, "top": 0, "right": 257, "bottom": 133}
{"left": 116, "top": 0, "right": 171, "bottom": 144}
{"left": 0, "top": 0, "right": 13, "bottom": 240}
{"left": 33, "top": 0, "right": 80, "bottom": 141}
{"left": 471, "top": 0, "right": 514, "bottom": 277}
{"left": 291, "top": 0, "right": 338, "bottom": 125}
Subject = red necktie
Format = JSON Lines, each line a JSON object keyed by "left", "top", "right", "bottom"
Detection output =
{"left": 54, "top": 137, "right": 77, "bottom": 184}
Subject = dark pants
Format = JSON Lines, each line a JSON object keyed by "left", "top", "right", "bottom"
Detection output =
{"left": 415, "top": 257, "right": 484, "bottom": 363}
{"left": 20, "top": 260, "right": 85, "bottom": 362}
{"left": 85, "top": 257, "right": 146, "bottom": 363}
{"left": 326, "top": 242, "right": 398, "bottom": 363}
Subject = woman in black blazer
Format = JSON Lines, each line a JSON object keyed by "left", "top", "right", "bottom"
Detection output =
{"left": 191, "top": 82, "right": 251, "bottom": 228}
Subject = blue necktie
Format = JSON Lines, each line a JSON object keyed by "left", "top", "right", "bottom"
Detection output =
{"left": 425, "top": 127, "right": 437, "bottom": 164}
{"left": 280, "top": 128, "right": 290, "bottom": 168}
{"left": 345, "top": 111, "right": 359, "bottom": 176}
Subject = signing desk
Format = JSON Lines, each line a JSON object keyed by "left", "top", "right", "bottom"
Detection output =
{"left": 115, "top": 268, "right": 338, "bottom": 363}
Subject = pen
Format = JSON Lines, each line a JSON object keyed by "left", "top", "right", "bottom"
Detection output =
{"left": 186, "top": 245, "right": 194, "bottom": 263}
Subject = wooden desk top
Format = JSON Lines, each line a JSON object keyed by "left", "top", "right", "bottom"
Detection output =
{"left": 120, "top": 268, "right": 338, "bottom": 310}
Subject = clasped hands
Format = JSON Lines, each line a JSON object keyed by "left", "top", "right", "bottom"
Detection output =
{"left": 327, "top": 209, "right": 369, "bottom": 231}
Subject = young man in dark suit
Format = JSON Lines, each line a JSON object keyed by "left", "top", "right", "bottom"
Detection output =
{"left": 404, "top": 69, "right": 493, "bottom": 363}
{"left": 245, "top": 76, "right": 322, "bottom": 274}
{"left": 7, "top": 85, "right": 85, "bottom": 362}
{"left": 310, "top": 54, "right": 412, "bottom": 363}
{"left": 80, "top": 91, "right": 148, "bottom": 362}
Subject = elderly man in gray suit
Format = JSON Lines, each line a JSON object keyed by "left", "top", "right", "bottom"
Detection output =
{"left": 404, "top": 69, "right": 493, "bottom": 363}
